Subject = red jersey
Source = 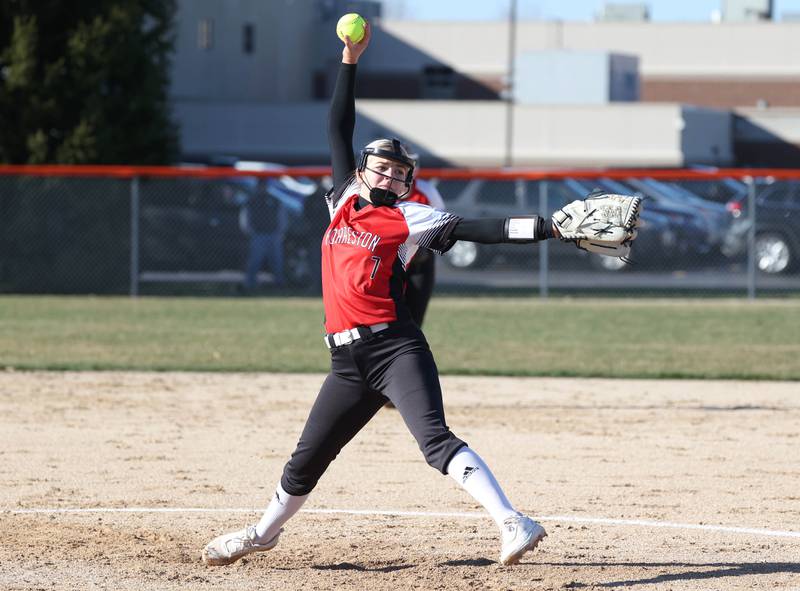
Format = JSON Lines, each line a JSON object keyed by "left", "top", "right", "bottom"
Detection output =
{"left": 321, "top": 191, "right": 459, "bottom": 333}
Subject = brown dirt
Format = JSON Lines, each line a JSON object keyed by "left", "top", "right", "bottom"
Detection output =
{"left": 1, "top": 372, "right": 798, "bottom": 590}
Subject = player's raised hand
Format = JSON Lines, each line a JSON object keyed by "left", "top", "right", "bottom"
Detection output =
{"left": 342, "top": 21, "right": 371, "bottom": 64}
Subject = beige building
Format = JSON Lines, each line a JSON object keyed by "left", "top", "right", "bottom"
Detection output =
{"left": 169, "top": 2, "right": 800, "bottom": 167}
{"left": 358, "top": 20, "right": 800, "bottom": 110}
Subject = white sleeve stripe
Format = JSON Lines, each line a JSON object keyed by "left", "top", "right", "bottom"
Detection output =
{"left": 398, "top": 242, "right": 420, "bottom": 268}
{"left": 396, "top": 201, "right": 461, "bottom": 255}
{"left": 416, "top": 214, "right": 459, "bottom": 249}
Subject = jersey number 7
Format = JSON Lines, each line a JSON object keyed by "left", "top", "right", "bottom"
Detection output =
{"left": 370, "top": 256, "right": 381, "bottom": 279}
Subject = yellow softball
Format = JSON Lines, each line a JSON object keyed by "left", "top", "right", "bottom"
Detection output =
{"left": 336, "top": 13, "right": 367, "bottom": 44}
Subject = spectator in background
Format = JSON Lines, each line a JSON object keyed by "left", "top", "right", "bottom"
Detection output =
{"left": 239, "top": 178, "right": 289, "bottom": 293}
{"left": 229, "top": 162, "right": 313, "bottom": 294}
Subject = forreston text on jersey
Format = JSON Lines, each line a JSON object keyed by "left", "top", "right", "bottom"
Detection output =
{"left": 324, "top": 226, "right": 382, "bottom": 252}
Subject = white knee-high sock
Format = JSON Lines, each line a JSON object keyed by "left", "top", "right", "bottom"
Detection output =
{"left": 254, "top": 482, "right": 308, "bottom": 542}
{"left": 446, "top": 447, "right": 518, "bottom": 528}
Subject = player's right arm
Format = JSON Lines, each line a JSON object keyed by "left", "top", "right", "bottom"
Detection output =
{"left": 327, "top": 22, "right": 371, "bottom": 190}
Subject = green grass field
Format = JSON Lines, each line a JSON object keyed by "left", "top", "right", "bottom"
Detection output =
{"left": 1, "top": 296, "right": 798, "bottom": 379}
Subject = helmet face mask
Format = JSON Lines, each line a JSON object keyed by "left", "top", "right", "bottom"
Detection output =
{"left": 357, "top": 138, "right": 415, "bottom": 205}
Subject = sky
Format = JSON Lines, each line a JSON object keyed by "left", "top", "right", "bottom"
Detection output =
{"left": 381, "top": 0, "right": 800, "bottom": 21}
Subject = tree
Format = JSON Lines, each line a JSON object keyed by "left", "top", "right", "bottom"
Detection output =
{"left": 0, "top": 0, "right": 179, "bottom": 164}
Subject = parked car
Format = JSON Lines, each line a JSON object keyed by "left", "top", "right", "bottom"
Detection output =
{"left": 140, "top": 164, "right": 327, "bottom": 289}
{"left": 140, "top": 177, "right": 245, "bottom": 272}
{"left": 723, "top": 180, "right": 800, "bottom": 274}
{"left": 622, "top": 177, "right": 737, "bottom": 256}
{"left": 561, "top": 178, "right": 683, "bottom": 271}
{"left": 592, "top": 178, "right": 719, "bottom": 256}
{"left": 435, "top": 178, "right": 675, "bottom": 272}
{"left": 671, "top": 177, "right": 753, "bottom": 257}
{"left": 437, "top": 179, "right": 538, "bottom": 270}
{"left": 673, "top": 177, "right": 746, "bottom": 205}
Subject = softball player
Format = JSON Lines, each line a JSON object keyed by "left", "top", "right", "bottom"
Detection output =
{"left": 202, "top": 22, "right": 555, "bottom": 567}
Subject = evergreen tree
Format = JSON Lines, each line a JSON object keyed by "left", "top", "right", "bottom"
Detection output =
{"left": 0, "top": 0, "right": 178, "bottom": 164}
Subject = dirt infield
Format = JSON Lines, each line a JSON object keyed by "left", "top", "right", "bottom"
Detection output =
{"left": 1, "top": 372, "right": 798, "bottom": 590}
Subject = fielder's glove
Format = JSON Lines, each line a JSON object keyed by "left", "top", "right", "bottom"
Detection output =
{"left": 552, "top": 191, "right": 643, "bottom": 261}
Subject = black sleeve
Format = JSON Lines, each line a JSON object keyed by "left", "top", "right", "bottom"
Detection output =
{"left": 451, "top": 218, "right": 507, "bottom": 243}
{"left": 327, "top": 63, "right": 358, "bottom": 190}
{"left": 451, "top": 217, "right": 554, "bottom": 243}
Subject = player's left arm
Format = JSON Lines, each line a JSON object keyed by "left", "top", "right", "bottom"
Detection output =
{"left": 452, "top": 217, "right": 558, "bottom": 244}
{"left": 423, "top": 191, "right": 643, "bottom": 259}
{"left": 400, "top": 202, "right": 558, "bottom": 252}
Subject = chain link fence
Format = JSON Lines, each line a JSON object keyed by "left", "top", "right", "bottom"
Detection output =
{"left": 1, "top": 168, "right": 798, "bottom": 297}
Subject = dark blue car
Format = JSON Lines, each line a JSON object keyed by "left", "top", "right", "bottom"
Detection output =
{"left": 437, "top": 178, "right": 677, "bottom": 272}
{"left": 723, "top": 180, "right": 800, "bottom": 274}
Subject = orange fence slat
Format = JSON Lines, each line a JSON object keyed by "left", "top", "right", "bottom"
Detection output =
{"left": 2, "top": 164, "right": 800, "bottom": 180}
{"left": 0, "top": 164, "right": 332, "bottom": 179}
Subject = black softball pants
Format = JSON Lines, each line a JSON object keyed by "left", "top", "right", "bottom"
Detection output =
{"left": 280, "top": 321, "right": 467, "bottom": 496}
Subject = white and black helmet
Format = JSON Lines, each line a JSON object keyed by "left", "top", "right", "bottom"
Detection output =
{"left": 357, "top": 138, "right": 416, "bottom": 186}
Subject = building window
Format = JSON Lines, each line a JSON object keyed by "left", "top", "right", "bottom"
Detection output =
{"left": 198, "top": 19, "right": 214, "bottom": 50}
{"left": 243, "top": 23, "right": 255, "bottom": 54}
{"left": 421, "top": 65, "right": 455, "bottom": 99}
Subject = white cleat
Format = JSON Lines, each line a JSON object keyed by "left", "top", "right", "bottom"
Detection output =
{"left": 499, "top": 513, "right": 547, "bottom": 565}
{"left": 201, "top": 525, "right": 282, "bottom": 566}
